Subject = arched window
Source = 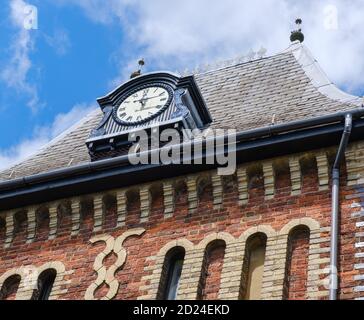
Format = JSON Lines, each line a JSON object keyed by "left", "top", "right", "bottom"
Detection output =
{"left": 158, "top": 247, "right": 185, "bottom": 300}
{"left": 32, "top": 269, "right": 57, "bottom": 300}
{"left": 283, "top": 226, "right": 310, "bottom": 300}
{"left": 0, "top": 275, "right": 21, "bottom": 300}
{"left": 240, "top": 233, "right": 267, "bottom": 300}
{"left": 198, "top": 240, "right": 226, "bottom": 300}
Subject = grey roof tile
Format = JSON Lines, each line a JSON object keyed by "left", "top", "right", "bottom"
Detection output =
{"left": 0, "top": 44, "right": 361, "bottom": 181}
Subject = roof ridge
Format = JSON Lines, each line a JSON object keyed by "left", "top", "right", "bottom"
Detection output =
{"left": 193, "top": 50, "right": 291, "bottom": 77}
{"left": 286, "top": 41, "right": 363, "bottom": 107}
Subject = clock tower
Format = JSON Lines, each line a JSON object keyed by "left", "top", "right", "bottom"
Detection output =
{"left": 86, "top": 71, "right": 212, "bottom": 161}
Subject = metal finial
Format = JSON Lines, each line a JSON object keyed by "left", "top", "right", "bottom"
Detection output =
{"left": 138, "top": 59, "right": 145, "bottom": 68}
{"left": 290, "top": 18, "right": 304, "bottom": 43}
{"left": 130, "top": 58, "right": 145, "bottom": 79}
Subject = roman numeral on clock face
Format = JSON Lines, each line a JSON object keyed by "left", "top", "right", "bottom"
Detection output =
{"left": 116, "top": 86, "right": 170, "bottom": 123}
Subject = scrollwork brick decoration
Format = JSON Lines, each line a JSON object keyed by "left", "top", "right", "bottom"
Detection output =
{"left": 85, "top": 228, "right": 145, "bottom": 300}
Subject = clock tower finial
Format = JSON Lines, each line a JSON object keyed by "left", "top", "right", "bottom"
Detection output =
{"left": 130, "top": 59, "right": 145, "bottom": 79}
{"left": 290, "top": 18, "right": 304, "bottom": 43}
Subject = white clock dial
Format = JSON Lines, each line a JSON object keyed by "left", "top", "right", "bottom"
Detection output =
{"left": 116, "top": 86, "right": 170, "bottom": 123}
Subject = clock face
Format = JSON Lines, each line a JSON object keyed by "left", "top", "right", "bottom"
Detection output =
{"left": 115, "top": 85, "right": 172, "bottom": 125}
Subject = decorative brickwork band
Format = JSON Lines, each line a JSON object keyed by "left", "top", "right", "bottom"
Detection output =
{"left": 289, "top": 156, "right": 302, "bottom": 195}
{"left": 237, "top": 166, "right": 248, "bottom": 205}
{"left": 26, "top": 208, "right": 37, "bottom": 243}
{"left": 93, "top": 195, "right": 104, "bottom": 232}
{"left": 71, "top": 199, "right": 81, "bottom": 236}
{"left": 211, "top": 172, "right": 223, "bottom": 209}
{"left": 116, "top": 190, "right": 127, "bottom": 227}
{"left": 187, "top": 176, "right": 198, "bottom": 213}
{"left": 163, "top": 182, "right": 174, "bottom": 218}
{"left": 48, "top": 205, "right": 58, "bottom": 240}
{"left": 346, "top": 142, "right": 364, "bottom": 186}
{"left": 140, "top": 187, "right": 151, "bottom": 223}
{"left": 316, "top": 152, "right": 330, "bottom": 191}
{"left": 263, "top": 162, "right": 275, "bottom": 200}
{"left": 5, "top": 212, "right": 14, "bottom": 248}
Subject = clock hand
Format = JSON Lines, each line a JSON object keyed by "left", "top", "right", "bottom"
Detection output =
{"left": 133, "top": 95, "right": 165, "bottom": 103}
{"left": 135, "top": 105, "right": 162, "bottom": 112}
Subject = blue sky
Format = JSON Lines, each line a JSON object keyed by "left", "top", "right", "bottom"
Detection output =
{"left": 0, "top": 0, "right": 363, "bottom": 169}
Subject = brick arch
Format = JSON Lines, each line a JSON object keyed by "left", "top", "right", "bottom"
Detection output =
{"left": 240, "top": 232, "right": 269, "bottom": 300}
{"left": 0, "top": 268, "right": 30, "bottom": 300}
{"left": 158, "top": 239, "right": 195, "bottom": 257}
{"left": 283, "top": 225, "right": 311, "bottom": 300}
{"left": 196, "top": 232, "right": 235, "bottom": 250}
{"left": 262, "top": 218, "right": 322, "bottom": 300}
{"left": 139, "top": 238, "right": 194, "bottom": 300}
{"left": 0, "top": 262, "right": 70, "bottom": 301}
{"left": 36, "top": 261, "right": 67, "bottom": 300}
{"left": 218, "top": 226, "right": 277, "bottom": 300}
{"left": 197, "top": 237, "right": 228, "bottom": 300}
{"left": 156, "top": 245, "right": 186, "bottom": 300}
{"left": 0, "top": 273, "right": 21, "bottom": 300}
{"left": 175, "top": 233, "right": 235, "bottom": 300}
{"left": 239, "top": 225, "right": 277, "bottom": 242}
{"left": 279, "top": 218, "right": 320, "bottom": 236}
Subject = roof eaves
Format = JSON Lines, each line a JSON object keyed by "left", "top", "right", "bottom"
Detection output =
{"left": 0, "top": 108, "right": 100, "bottom": 174}
{"left": 286, "top": 41, "right": 363, "bottom": 107}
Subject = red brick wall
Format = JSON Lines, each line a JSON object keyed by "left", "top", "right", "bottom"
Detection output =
{"left": 0, "top": 158, "right": 361, "bottom": 300}
{"left": 284, "top": 227, "right": 310, "bottom": 300}
{"left": 199, "top": 241, "right": 226, "bottom": 300}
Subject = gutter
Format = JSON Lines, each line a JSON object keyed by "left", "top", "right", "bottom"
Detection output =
{"left": 1, "top": 108, "right": 364, "bottom": 191}
{"left": 0, "top": 108, "right": 363, "bottom": 211}
{"left": 329, "top": 113, "right": 353, "bottom": 300}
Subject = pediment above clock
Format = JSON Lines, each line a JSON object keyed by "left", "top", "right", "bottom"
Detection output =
{"left": 86, "top": 71, "right": 212, "bottom": 160}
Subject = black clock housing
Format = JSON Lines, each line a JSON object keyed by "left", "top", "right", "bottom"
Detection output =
{"left": 86, "top": 71, "right": 212, "bottom": 161}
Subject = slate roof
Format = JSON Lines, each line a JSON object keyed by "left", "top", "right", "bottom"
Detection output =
{"left": 0, "top": 42, "right": 362, "bottom": 181}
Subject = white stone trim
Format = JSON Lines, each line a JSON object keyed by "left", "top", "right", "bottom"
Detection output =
{"left": 287, "top": 41, "right": 362, "bottom": 106}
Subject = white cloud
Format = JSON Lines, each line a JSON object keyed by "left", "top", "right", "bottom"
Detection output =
{"left": 57, "top": 0, "right": 364, "bottom": 95}
{"left": 44, "top": 28, "right": 71, "bottom": 56}
{"left": 2, "top": 1, "right": 363, "bottom": 170}
{"left": 0, "top": 103, "right": 96, "bottom": 170}
{"left": 1, "top": 0, "right": 40, "bottom": 111}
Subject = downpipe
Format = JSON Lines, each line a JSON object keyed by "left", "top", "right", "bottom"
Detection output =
{"left": 329, "top": 114, "right": 353, "bottom": 300}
